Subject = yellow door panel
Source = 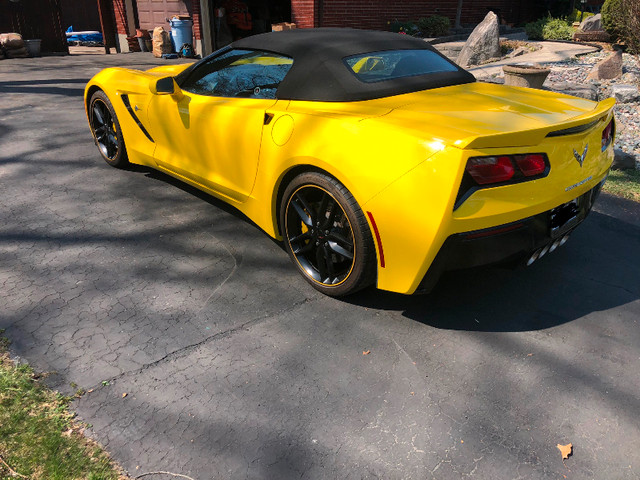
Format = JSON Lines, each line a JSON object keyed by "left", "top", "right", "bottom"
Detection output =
{"left": 148, "top": 93, "right": 276, "bottom": 202}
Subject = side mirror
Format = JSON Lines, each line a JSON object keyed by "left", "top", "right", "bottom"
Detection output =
{"left": 150, "top": 76, "right": 181, "bottom": 97}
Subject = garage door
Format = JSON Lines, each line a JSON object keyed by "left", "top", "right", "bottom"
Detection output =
{"left": 136, "top": 0, "right": 189, "bottom": 31}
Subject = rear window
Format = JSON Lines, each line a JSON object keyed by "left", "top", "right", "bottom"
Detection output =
{"left": 344, "top": 49, "right": 458, "bottom": 83}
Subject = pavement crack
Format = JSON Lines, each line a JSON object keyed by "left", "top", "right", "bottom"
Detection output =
{"left": 587, "top": 276, "right": 637, "bottom": 296}
{"left": 197, "top": 233, "right": 241, "bottom": 314}
{"left": 86, "top": 296, "right": 315, "bottom": 388}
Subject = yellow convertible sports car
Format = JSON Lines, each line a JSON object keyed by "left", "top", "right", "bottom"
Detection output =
{"left": 85, "top": 28, "right": 615, "bottom": 296}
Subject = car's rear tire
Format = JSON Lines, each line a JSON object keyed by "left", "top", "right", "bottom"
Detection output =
{"left": 88, "top": 90, "right": 128, "bottom": 168}
{"left": 280, "top": 172, "right": 377, "bottom": 297}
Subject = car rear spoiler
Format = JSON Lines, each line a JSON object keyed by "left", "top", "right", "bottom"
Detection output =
{"left": 460, "top": 98, "right": 615, "bottom": 150}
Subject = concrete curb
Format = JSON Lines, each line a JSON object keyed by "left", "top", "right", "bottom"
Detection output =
{"left": 467, "top": 40, "right": 600, "bottom": 78}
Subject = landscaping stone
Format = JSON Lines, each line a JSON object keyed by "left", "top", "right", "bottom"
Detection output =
{"left": 457, "top": 11, "right": 500, "bottom": 67}
{"left": 580, "top": 13, "right": 602, "bottom": 31}
{"left": 505, "top": 46, "right": 528, "bottom": 58}
{"left": 621, "top": 72, "right": 639, "bottom": 84}
{"left": 611, "top": 84, "right": 640, "bottom": 103}
{"left": 586, "top": 50, "right": 623, "bottom": 80}
{"left": 573, "top": 31, "right": 611, "bottom": 42}
{"left": 546, "top": 81, "right": 598, "bottom": 100}
{"left": 612, "top": 148, "right": 637, "bottom": 170}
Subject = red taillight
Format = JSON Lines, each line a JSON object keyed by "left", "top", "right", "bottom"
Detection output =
{"left": 601, "top": 119, "right": 614, "bottom": 151}
{"left": 466, "top": 156, "right": 515, "bottom": 185}
{"left": 516, "top": 154, "right": 546, "bottom": 177}
{"left": 465, "top": 153, "right": 549, "bottom": 186}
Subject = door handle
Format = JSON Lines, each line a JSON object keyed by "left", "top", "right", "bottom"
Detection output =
{"left": 264, "top": 112, "right": 274, "bottom": 125}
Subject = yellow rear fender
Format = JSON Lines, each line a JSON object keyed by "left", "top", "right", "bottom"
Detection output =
{"left": 361, "top": 147, "right": 466, "bottom": 294}
{"left": 251, "top": 105, "right": 450, "bottom": 239}
{"left": 247, "top": 156, "right": 361, "bottom": 240}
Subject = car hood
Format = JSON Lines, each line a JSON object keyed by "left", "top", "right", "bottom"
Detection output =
{"left": 146, "top": 63, "right": 192, "bottom": 77}
{"left": 367, "top": 82, "right": 612, "bottom": 149}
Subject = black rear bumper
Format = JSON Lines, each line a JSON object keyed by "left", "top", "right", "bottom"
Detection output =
{"left": 416, "top": 180, "right": 605, "bottom": 293}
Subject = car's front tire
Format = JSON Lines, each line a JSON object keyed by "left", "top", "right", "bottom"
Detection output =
{"left": 280, "top": 172, "right": 376, "bottom": 297}
{"left": 88, "top": 90, "right": 128, "bottom": 168}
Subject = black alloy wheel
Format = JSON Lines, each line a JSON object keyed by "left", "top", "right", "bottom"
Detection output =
{"left": 280, "top": 172, "right": 376, "bottom": 297}
{"left": 89, "top": 90, "right": 128, "bottom": 168}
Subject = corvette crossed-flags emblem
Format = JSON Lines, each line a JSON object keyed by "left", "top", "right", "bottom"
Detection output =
{"left": 573, "top": 144, "right": 588, "bottom": 167}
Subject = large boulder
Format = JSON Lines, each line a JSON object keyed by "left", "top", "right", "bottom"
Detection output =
{"left": 580, "top": 13, "right": 602, "bottom": 31}
{"left": 611, "top": 84, "right": 640, "bottom": 103}
{"left": 457, "top": 11, "right": 500, "bottom": 67}
{"left": 586, "top": 50, "right": 623, "bottom": 80}
{"left": 612, "top": 149, "right": 636, "bottom": 170}
{"left": 546, "top": 81, "right": 598, "bottom": 100}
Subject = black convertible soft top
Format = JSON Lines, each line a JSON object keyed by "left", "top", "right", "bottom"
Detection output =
{"left": 231, "top": 28, "right": 475, "bottom": 102}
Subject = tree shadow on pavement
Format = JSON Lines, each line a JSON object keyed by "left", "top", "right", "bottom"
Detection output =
{"left": 0, "top": 80, "right": 86, "bottom": 97}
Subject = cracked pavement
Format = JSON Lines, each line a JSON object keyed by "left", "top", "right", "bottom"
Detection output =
{"left": 1, "top": 53, "right": 639, "bottom": 480}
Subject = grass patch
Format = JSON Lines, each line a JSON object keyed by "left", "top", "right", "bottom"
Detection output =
{"left": 0, "top": 330, "right": 127, "bottom": 480}
{"left": 602, "top": 169, "right": 640, "bottom": 201}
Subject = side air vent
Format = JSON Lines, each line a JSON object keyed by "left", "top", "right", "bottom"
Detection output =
{"left": 121, "top": 94, "right": 155, "bottom": 143}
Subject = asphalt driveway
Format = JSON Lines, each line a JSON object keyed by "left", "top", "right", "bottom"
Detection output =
{"left": 1, "top": 52, "right": 639, "bottom": 480}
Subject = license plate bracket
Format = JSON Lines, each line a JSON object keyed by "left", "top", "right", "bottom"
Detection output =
{"left": 550, "top": 198, "right": 581, "bottom": 238}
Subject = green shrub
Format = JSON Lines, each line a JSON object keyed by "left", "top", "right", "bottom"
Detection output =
{"left": 601, "top": 0, "right": 624, "bottom": 39}
{"left": 542, "top": 18, "right": 574, "bottom": 40}
{"left": 525, "top": 17, "right": 573, "bottom": 41}
{"left": 622, "top": 0, "right": 639, "bottom": 55}
{"left": 567, "top": 9, "right": 594, "bottom": 23}
{"left": 416, "top": 15, "right": 451, "bottom": 37}
{"left": 525, "top": 18, "right": 545, "bottom": 40}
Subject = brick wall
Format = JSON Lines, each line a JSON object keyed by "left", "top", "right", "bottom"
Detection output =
{"left": 293, "top": 0, "right": 538, "bottom": 30}
{"left": 192, "top": 0, "right": 201, "bottom": 40}
{"left": 291, "top": 0, "right": 317, "bottom": 29}
{"left": 112, "top": 0, "right": 129, "bottom": 35}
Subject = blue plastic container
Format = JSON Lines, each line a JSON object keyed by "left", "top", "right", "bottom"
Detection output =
{"left": 169, "top": 18, "right": 193, "bottom": 53}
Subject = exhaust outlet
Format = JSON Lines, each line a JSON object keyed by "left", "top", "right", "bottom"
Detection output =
{"left": 527, "top": 249, "right": 541, "bottom": 266}
{"left": 539, "top": 245, "right": 550, "bottom": 258}
{"left": 527, "top": 234, "right": 571, "bottom": 267}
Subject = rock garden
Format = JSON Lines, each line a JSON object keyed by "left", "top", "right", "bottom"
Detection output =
{"left": 432, "top": 5, "right": 640, "bottom": 175}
